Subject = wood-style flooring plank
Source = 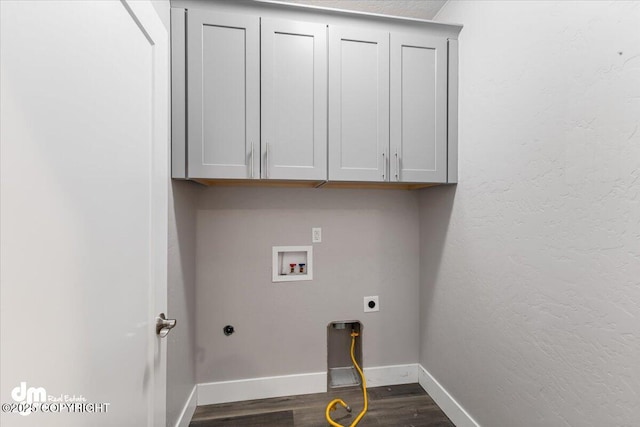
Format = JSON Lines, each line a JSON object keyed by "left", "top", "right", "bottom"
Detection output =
{"left": 190, "top": 383, "right": 455, "bottom": 427}
{"left": 367, "top": 383, "right": 435, "bottom": 400}
{"left": 190, "top": 410, "right": 294, "bottom": 427}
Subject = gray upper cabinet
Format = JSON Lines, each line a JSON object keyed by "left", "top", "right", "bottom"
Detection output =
{"left": 390, "top": 33, "right": 448, "bottom": 183}
{"left": 329, "top": 27, "right": 449, "bottom": 184}
{"left": 261, "top": 19, "right": 327, "bottom": 181}
{"left": 186, "top": 10, "right": 260, "bottom": 179}
{"left": 328, "top": 28, "right": 389, "bottom": 182}
{"left": 172, "top": 2, "right": 461, "bottom": 186}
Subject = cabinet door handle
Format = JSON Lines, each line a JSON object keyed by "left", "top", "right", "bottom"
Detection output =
{"left": 265, "top": 142, "right": 270, "bottom": 179}
{"left": 250, "top": 143, "right": 254, "bottom": 179}
{"left": 395, "top": 150, "right": 400, "bottom": 181}
{"left": 382, "top": 151, "right": 386, "bottom": 181}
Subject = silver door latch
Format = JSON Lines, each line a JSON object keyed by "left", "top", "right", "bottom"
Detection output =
{"left": 156, "top": 313, "right": 177, "bottom": 338}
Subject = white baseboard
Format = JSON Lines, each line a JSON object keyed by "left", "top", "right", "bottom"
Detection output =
{"left": 363, "top": 363, "right": 419, "bottom": 387}
{"left": 418, "top": 365, "right": 480, "bottom": 427}
{"left": 197, "top": 363, "right": 419, "bottom": 406}
{"left": 198, "top": 371, "right": 327, "bottom": 405}
{"left": 175, "top": 385, "right": 197, "bottom": 427}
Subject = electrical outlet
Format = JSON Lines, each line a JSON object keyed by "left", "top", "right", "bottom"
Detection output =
{"left": 312, "top": 227, "right": 322, "bottom": 243}
{"left": 364, "top": 296, "right": 379, "bottom": 312}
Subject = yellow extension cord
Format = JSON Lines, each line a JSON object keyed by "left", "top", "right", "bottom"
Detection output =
{"left": 325, "top": 331, "right": 368, "bottom": 427}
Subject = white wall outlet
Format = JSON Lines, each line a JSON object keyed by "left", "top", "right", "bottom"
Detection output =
{"left": 364, "top": 296, "right": 379, "bottom": 312}
{"left": 312, "top": 227, "right": 322, "bottom": 243}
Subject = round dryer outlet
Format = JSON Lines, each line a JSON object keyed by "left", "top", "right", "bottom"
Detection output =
{"left": 364, "top": 296, "right": 379, "bottom": 312}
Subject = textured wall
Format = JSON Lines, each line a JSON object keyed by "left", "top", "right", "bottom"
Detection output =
{"left": 167, "top": 181, "right": 200, "bottom": 427}
{"left": 195, "top": 187, "right": 420, "bottom": 383}
{"left": 420, "top": 1, "right": 640, "bottom": 426}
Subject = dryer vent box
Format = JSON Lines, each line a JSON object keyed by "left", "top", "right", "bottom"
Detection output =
{"left": 327, "top": 321, "right": 362, "bottom": 389}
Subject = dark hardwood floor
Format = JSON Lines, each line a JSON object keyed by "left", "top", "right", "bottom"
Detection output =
{"left": 190, "top": 383, "right": 455, "bottom": 427}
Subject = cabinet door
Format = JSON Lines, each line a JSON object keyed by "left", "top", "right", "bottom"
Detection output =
{"left": 261, "top": 18, "right": 327, "bottom": 180}
{"left": 329, "top": 28, "right": 389, "bottom": 182}
{"left": 187, "top": 10, "right": 259, "bottom": 179}
{"left": 390, "top": 33, "right": 447, "bottom": 183}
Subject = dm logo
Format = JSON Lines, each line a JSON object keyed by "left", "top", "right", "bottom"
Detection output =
{"left": 11, "top": 382, "right": 46, "bottom": 416}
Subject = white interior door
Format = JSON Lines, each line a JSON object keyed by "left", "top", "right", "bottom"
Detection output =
{"left": 0, "top": 1, "right": 169, "bottom": 426}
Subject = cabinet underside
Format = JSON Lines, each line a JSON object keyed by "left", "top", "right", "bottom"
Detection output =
{"left": 192, "top": 178, "right": 442, "bottom": 190}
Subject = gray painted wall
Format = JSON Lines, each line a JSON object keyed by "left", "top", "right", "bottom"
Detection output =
{"left": 157, "top": 2, "right": 200, "bottom": 425}
{"left": 167, "top": 181, "right": 200, "bottom": 426}
{"left": 421, "top": 1, "right": 640, "bottom": 426}
{"left": 195, "top": 187, "right": 420, "bottom": 383}
{"left": 171, "top": 0, "right": 442, "bottom": 406}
